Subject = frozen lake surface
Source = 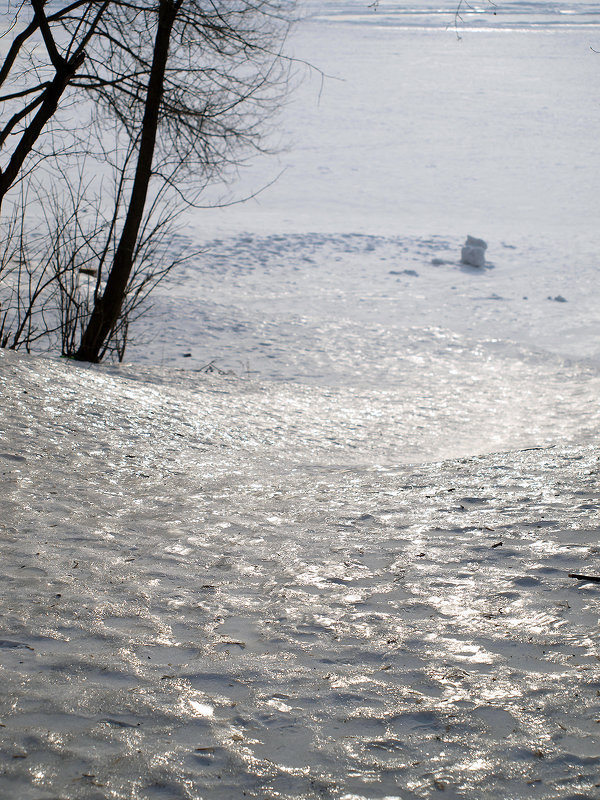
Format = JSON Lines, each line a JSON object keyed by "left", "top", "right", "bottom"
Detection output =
{"left": 2, "top": 1, "right": 600, "bottom": 798}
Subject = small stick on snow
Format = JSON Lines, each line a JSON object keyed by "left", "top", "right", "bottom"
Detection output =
{"left": 568, "top": 573, "right": 600, "bottom": 583}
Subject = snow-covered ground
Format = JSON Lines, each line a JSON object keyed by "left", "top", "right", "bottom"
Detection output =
{"left": 2, "top": 346, "right": 600, "bottom": 799}
{"left": 2, "top": 1, "right": 600, "bottom": 798}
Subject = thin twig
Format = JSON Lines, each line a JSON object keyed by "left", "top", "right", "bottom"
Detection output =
{"left": 569, "top": 573, "right": 600, "bottom": 583}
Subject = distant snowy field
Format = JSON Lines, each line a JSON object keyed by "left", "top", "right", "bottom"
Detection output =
{"left": 2, "top": 1, "right": 600, "bottom": 798}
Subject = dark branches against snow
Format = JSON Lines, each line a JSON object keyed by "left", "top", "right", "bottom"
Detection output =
{"left": 0, "top": 0, "right": 111, "bottom": 210}
{"left": 71, "top": 0, "right": 297, "bottom": 361}
{"left": 0, "top": 0, "right": 298, "bottom": 362}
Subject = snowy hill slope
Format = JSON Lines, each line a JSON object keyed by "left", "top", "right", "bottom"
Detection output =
{"left": 2, "top": 346, "right": 600, "bottom": 799}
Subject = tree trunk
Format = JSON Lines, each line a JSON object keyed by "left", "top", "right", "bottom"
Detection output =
{"left": 74, "top": 0, "right": 180, "bottom": 363}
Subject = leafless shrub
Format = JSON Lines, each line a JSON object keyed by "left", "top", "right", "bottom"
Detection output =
{"left": 0, "top": 163, "right": 198, "bottom": 360}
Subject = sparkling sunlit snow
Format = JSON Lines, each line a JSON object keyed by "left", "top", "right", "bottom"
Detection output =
{"left": 2, "top": 1, "right": 600, "bottom": 798}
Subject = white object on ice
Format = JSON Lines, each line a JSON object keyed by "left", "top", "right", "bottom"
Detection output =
{"left": 461, "top": 235, "right": 487, "bottom": 267}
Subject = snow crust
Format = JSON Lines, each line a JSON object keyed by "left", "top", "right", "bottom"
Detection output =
{"left": 2, "top": 347, "right": 600, "bottom": 799}
{"left": 2, "top": 2, "right": 600, "bottom": 799}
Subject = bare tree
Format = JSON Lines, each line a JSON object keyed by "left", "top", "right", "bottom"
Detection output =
{"left": 71, "top": 0, "right": 295, "bottom": 362}
{"left": 0, "top": 0, "right": 295, "bottom": 362}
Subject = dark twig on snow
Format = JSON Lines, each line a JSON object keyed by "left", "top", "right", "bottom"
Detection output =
{"left": 197, "top": 360, "right": 229, "bottom": 375}
{"left": 568, "top": 573, "right": 600, "bottom": 583}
